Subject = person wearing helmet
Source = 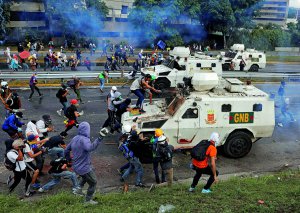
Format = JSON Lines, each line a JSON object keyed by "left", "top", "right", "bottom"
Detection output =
{"left": 2, "top": 111, "right": 25, "bottom": 139}
{"left": 130, "top": 74, "right": 161, "bottom": 113}
{"left": 56, "top": 83, "right": 69, "bottom": 116}
{"left": 150, "top": 129, "right": 173, "bottom": 185}
{"left": 5, "top": 92, "right": 21, "bottom": 118}
{"left": 119, "top": 125, "right": 145, "bottom": 189}
{"left": 149, "top": 134, "right": 174, "bottom": 192}
{"left": 60, "top": 99, "right": 81, "bottom": 137}
{"left": 102, "top": 86, "right": 123, "bottom": 134}
{"left": 189, "top": 132, "right": 220, "bottom": 194}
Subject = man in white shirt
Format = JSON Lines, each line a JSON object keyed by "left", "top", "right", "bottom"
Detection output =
{"left": 7, "top": 139, "right": 33, "bottom": 196}
{"left": 36, "top": 115, "right": 53, "bottom": 140}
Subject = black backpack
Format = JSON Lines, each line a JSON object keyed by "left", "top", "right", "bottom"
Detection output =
{"left": 191, "top": 140, "right": 211, "bottom": 161}
{"left": 4, "top": 150, "right": 18, "bottom": 171}
{"left": 157, "top": 144, "right": 173, "bottom": 161}
{"left": 56, "top": 90, "right": 62, "bottom": 99}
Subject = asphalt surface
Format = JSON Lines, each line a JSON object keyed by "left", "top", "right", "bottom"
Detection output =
{"left": 0, "top": 83, "right": 299, "bottom": 195}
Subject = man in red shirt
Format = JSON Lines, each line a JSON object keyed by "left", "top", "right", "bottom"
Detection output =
{"left": 189, "top": 132, "right": 220, "bottom": 194}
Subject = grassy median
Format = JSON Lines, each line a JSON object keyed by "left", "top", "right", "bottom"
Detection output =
{"left": 1, "top": 170, "right": 299, "bottom": 213}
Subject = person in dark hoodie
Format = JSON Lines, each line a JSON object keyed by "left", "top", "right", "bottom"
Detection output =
{"left": 64, "top": 122, "right": 109, "bottom": 205}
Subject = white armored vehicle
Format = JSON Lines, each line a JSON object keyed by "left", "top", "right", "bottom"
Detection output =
{"left": 220, "top": 44, "right": 266, "bottom": 72}
{"left": 141, "top": 47, "right": 222, "bottom": 90}
{"left": 122, "top": 72, "right": 275, "bottom": 158}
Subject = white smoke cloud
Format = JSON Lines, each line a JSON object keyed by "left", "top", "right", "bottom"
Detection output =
{"left": 290, "top": 0, "right": 300, "bottom": 8}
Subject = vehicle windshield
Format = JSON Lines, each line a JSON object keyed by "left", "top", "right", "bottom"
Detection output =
{"left": 224, "top": 51, "right": 237, "bottom": 58}
{"left": 167, "top": 96, "right": 185, "bottom": 116}
{"left": 163, "top": 58, "right": 175, "bottom": 69}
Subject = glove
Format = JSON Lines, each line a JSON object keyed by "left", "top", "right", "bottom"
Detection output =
{"left": 17, "top": 127, "right": 22, "bottom": 132}
{"left": 78, "top": 110, "right": 84, "bottom": 116}
{"left": 99, "top": 128, "right": 109, "bottom": 138}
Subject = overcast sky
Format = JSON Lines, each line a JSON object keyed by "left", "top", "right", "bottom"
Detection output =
{"left": 290, "top": 0, "right": 300, "bottom": 8}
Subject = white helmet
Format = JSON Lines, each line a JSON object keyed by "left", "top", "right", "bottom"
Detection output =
{"left": 1, "top": 81, "right": 8, "bottom": 88}
{"left": 284, "top": 98, "right": 290, "bottom": 104}
{"left": 158, "top": 135, "right": 167, "bottom": 143}
{"left": 210, "top": 132, "right": 220, "bottom": 146}
{"left": 122, "top": 125, "right": 131, "bottom": 134}
{"left": 112, "top": 86, "right": 117, "bottom": 91}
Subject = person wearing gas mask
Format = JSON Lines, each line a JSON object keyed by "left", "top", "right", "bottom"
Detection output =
{"left": 37, "top": 114, "right": 54, "bottom": 140}
{"left": 2, "top": 111, "right": 24, "bottom": 139}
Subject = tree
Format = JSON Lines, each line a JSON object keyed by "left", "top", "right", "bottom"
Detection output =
{"left": 0, "top": 1, "right": 12, "bottom": 39}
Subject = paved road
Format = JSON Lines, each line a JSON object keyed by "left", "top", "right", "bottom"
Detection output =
{"left": 0, "top": 83, "right": 299, "bottom": 194}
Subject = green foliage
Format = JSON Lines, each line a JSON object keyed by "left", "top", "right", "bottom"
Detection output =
{"left": 0, "top": 171, "right": 299, "bottom": 213}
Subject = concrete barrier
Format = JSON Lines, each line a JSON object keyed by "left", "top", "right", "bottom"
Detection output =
{"left": 275, "top": 47, "right": 300, "bottom": 52}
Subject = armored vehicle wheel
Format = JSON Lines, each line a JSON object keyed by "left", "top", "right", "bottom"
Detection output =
{"left": 154, "top": 79, "right": 170, "bottom": 90}
{"left": 223, "top": 131, "right": 252, "bottom": 158}
{"left": 250, "top": 64, "right": 259, "bottom": 72}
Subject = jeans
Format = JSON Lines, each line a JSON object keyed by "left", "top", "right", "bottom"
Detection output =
{"left": 133, "top": 89, "right": 145, "bottom": 108}
{"left": 156, "top": 168, "right": 173, "bottom": 187}
{"left": 122, "top": 157, "right": 143, "bottom": 185}
{"left": 79, "top": 170, "right": 97, "bottom": 201}
{"left": 99, "top": 78, "right": 105, "bottom": 90}
{"left": 153, "top": 159, "right": 166, "bottom": 183}
{"left": 48, "top": 147, "right": 65, "bottom": 161}
{"left": 191, "top": 166, "right": 219, "bottom": 190}
{"left": 42, "top": 171, "right": 79, "bottom": 190}
{"left": 29, "top": 85, "right": 42, "bottom": 98}
{"left": 60, "top": 101, "right": 68, "bottom": 115}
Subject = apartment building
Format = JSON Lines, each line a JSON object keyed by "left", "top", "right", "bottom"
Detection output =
{"left": 254, "top": 0, "right": 290, "bottom": 26}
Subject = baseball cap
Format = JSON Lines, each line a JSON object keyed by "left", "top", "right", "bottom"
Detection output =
{"left": 112, "top": 86, "right": 117, "bottom": 91}
{"left": 70, "top": 99, "right": 78, "bottom": 105}
{"left": 27, "top": 134, "right": 39, "bottom": 141}
{"left": 12, "top": 139, "right": 24, "bottom": 147}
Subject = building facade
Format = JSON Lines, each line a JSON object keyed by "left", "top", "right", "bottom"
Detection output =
{"left": 254, "top": 0, "right": 290, "bottom": 26}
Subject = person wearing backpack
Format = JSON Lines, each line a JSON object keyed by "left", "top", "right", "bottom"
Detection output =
{"left": 60, "top": 99, "right": 82, "bottom": 137}
{"left": 150, "top": 129, "right": 174, "bottom": 186}
{"left": 2, "top": 111, "right": 24, "bottom": 139}
{"left": 38, "top": 157, "right": 82, "bottom": 195}
{"left": 56, "top": 83, "right": 69, "bottom": 116}
{"left": 189, "top": 132, "right": 220, "bottom": 194}
{"left": 6, "top": 139, "right": 33, "bottom": 197}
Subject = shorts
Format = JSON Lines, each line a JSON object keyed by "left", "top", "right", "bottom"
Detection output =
{"left": 25, "top": 161, "right": 38, "bottom": 171}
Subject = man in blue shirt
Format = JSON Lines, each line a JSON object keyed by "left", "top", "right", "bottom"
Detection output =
{"left": 2, "top": 111, "right": 24, "bottom": 138}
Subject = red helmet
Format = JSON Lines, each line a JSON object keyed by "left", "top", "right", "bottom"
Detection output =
{"left": 70, "top": 99, "right": 78, "bottom": 105}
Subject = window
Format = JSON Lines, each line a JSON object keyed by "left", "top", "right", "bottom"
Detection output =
{"left": 182, "top": 108, "right": 198, "bottom": 119}
{"left": 180, "top": 65, "right": 186, "bottom": 70}
{"left": 259, "top": 55, "right": 262, "bottom": 58}
{"left": 237, "top": 56, "right": 242, "bottom": 59}
{"left": 249, "top": 54, "right": 252, "bottom": 58}
{"left": 121, "top": 5, "right": 128, "bottom": 14}
{"left": 196, "top": 63, "right": 201, "bottom": 67}
{"left": 212, "top": 63, "right": 216, "bottom": 67}
{"left": 253, "top": 104, "right": 262, "bottom": 112}
{"left": 222, "top": 104, "right": 232, "bottom": 112}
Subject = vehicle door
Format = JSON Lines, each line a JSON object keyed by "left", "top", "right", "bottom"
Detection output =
{"left": 176, "top": 106, "right": 200, "bottom": 146}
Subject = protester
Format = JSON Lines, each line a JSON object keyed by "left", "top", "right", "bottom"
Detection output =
{"left": 29, "top": 54, "right": 38, "bottom": 71}
{"left": 2, "top": 112, "right": 24, "bottom": 139}
{"left": 10, "top": 55, "right": 21, "bottom": 71}
{"left": 21, "top": 58, "right": 29, "bottom": 72}
{"left": 65, "top": 122, "right": 109, "bottom": 204}
{"left": 130, "top": 74, "right": 160, "bottom": 113}
{"left": 121, "top": 69, "right": 137, "bottom": 88}
{"left": 84, "top": 57, "right": 91, "bottom": 71}
{"left": 277, "top": 80, "right": 286, "bottom": 103}
{"left": 38, "top": 157, "right": 82, "bottom": 195}
{"left": 44, "top": 54, "right": 51, "bottom": 71}
{"left": 102, "top": 87, "right": 123, "bottom": 134}
{"left": 239, "top": 59, "right": 246, "bottom": 71}
{"left": 189, "top": 132, "right": 220, "bottom": 194}
{"left": 36, "top": 114, "right": 53, "bottom": 139}
{"left": 6, "top": 139, "right": 33, "bottom": 196}
{"left": 56, "top": 83, "right": 69, "bottom": 116}
{"left": 28, "top": 73, "right": 43, "bottom": 101}
{"left": 98, "top": 70, "right": 108, "bottom": 93}
{"left": 60, "top": 99, "right": 82, "bottom": 137}
{"left": 115, "top": 98, "right": 131, "bottom": 123}
{"left": 43, "top": 135, "right": 66, "bottom": 160}
{"left": 72, "top": 77, "right": 84, "bottom": 104}
{"left": 277, "top": 97, "right": 296, "bottom": 127}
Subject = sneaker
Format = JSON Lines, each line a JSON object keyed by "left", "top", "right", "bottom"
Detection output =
{"left": 188, "top": 187, "right": 195, "bottom": 192}
{"left": 100, "top": 89, "right": 103, "bottom": 93}
{"left": 72, "top": 188, "right": 84, "bottom": 196}
{"left": 32, "top": 183, "right": 41, "bottom": 189}
{"left": 201, "top": 188, "right": 212, "bottom": 194}
{"left": 277, "top": 123, "right": 283, "bottom": 127}
{"left": 25, "top": 191, "right": 35, "bottom": 197}
{"left": 139, "top": 109, "right": 146, "bottom": 113}
{"left": 84, "top": 200, "right": 98, "bottom": 205}
{"left": 38, "top": 188, "right": 45, "bottom": 193}
{"left": 6, "top": 175, "right": 13, "bottom": 187}
{"left": 135, "top": 183, "right": 146, "bottom": 187}
{"left": 149, "top": 184, "right": 155, "bottom": 192}
{"left": 57, "top": 110, "right": 62, "bottom": 116}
